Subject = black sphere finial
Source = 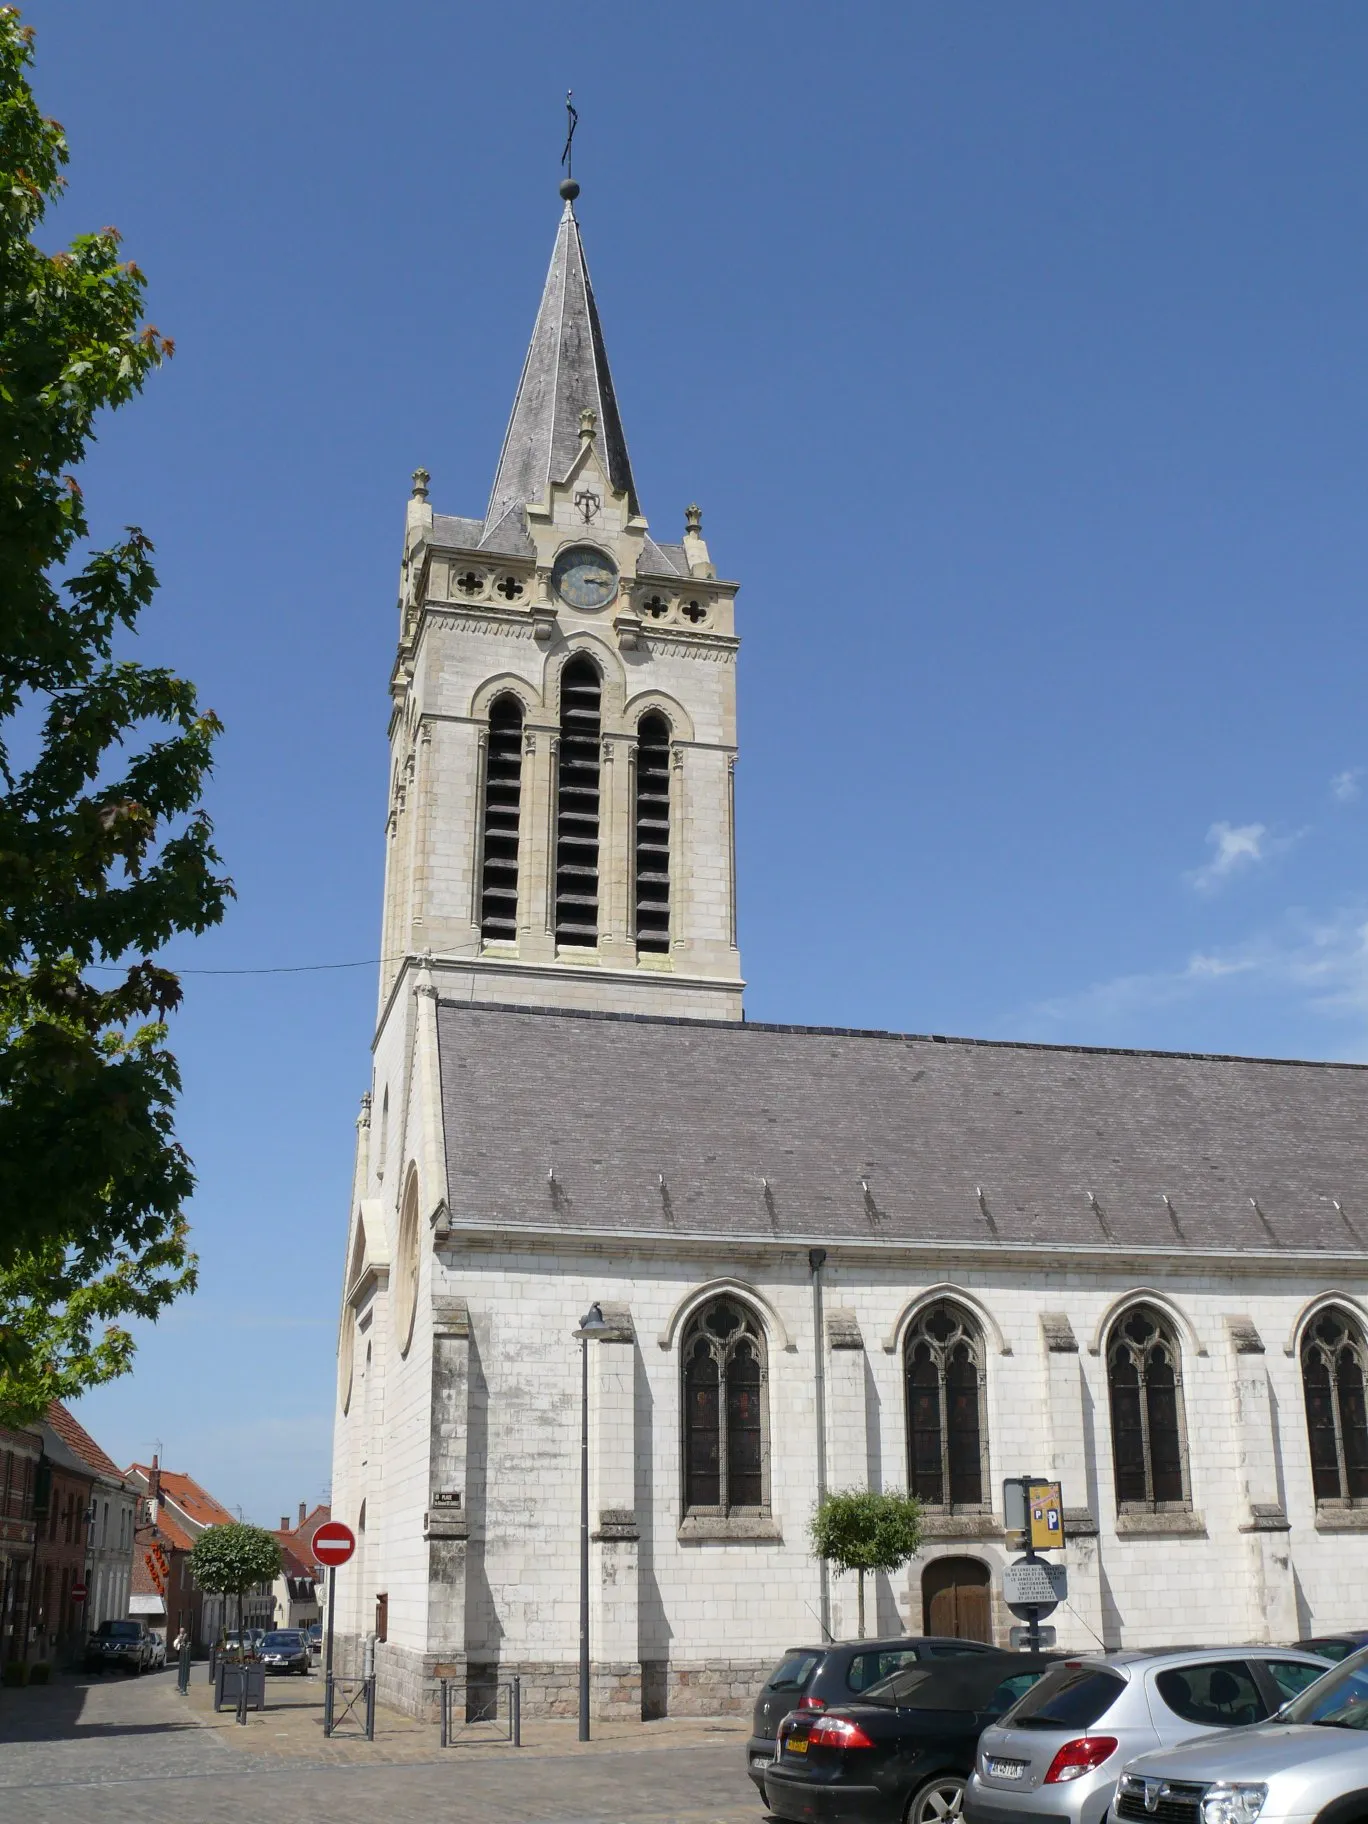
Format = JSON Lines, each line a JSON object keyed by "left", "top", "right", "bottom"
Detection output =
{"left": 559, "top": 176, "right": 580, "bottom": 202}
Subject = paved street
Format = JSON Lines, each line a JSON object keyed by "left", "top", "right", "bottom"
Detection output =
{"left": 0, "top": 1666, "right": 766, "bottom": 1824}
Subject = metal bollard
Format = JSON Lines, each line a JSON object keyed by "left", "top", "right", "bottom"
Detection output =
{"left": 439, "top": 1677, "right": 449, "bottom": 1748}
{"left": 512, "top": 1674, "right": 521, "bottom": 1747}
{"left": 177, "top": 1639, "right": 191, "bottom": 1696}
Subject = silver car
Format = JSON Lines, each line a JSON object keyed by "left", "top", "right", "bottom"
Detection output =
{"left": 1113, "top": 1651, "right": 1368, "bottom": 1824}
{"left": 966, "top": 1648, "right": 1332, "bottom": 1824}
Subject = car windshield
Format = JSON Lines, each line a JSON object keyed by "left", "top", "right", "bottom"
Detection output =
{"left": 98, "top": 1621, "right": 140, "bottom": 1640}
{"left": 262, "top": 1633, "right": 302, "bottom": 1648}
{"left": 1279, "top": 1659, "right": 1368, "bottom": 1730}
{"left": 1001, "top": 1663, "right": 1126, "bottom": 1729}
{"left": 861, "top": 1657, "right": 1052, "bottom": 1714}
{"left": 766, "top": 1652, "right": 822, "bottom": 1693}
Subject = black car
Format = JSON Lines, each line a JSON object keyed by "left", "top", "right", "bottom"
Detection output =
{"left": 84, "top": 1619, "right": 154, "bottom": 1675}
{"left": 258, "top": 1629, "right": 311, "bottom": 1675}
{"left": 1293, "top": 1630, "right": 1368, "bottom": 1663}
{"left": 763, "top": 1650, "right": 1059, "bottom": 1824}
{"left": 747, "top": 1636, "right": 1000, "bottom": 1798}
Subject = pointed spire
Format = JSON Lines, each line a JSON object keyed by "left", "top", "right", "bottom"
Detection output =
{"left": 483, "top": 197, "right": 639, "bottom": 543}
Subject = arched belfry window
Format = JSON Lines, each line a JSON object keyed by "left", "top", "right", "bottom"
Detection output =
{"left": 1302, "top": 1307, "right": 1368, "bottom": 1505}
{"left": 634, "top": 713, "right": 671, "bottom": 953}
{"left": 1107, "top": 1305, "right": 1189, "bottom": 1508}
{"left": 904, "top": 1302, "right": 987, "bottom": 1509}
{"left": 555, "top": 656, "right": 601, "bottom": 946}
{"left": 479, "top": 695, "right": 523, "bottom": 941}
{"left": 682, "top": 1297, "right": 768, "bottom": 1513}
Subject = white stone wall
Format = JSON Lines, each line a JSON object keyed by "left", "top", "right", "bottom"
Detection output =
{"left": 338, "top": 1239, "right": 1368, "bottom": 1712}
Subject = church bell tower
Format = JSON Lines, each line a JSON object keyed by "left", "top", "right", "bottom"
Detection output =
{"left": 377, "top": 180, "right": 743, "bottom": 1021}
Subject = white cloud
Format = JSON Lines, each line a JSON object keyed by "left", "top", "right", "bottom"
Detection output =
{"left": 1331, "top": 768, "right": 1363, "bottom": 804}
{"left": 1031, "top": 905, "right": 1368, "bottom": 1049}
{"left": 1188, "top": 821, "right": 1268, "bottom": 893}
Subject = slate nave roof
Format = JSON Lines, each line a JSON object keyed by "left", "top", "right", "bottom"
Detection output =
{"left": 435, "top": 1000, "right": 1368, "bottom": 1256}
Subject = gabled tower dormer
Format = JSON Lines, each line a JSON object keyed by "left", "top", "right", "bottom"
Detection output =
{"left": 378, "top": 181, "right": 743, "bottom": 1022}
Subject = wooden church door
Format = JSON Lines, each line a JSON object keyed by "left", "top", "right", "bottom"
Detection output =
{"left": 921, "top": 1556, "right": 992, "bottom": 1642}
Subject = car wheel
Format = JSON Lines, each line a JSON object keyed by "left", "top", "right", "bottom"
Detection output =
{"left": 906, "top": 1774, "right": 967, "bottom": 1824}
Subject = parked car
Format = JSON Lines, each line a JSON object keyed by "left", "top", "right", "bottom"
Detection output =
{"left": 84, "top": 1619, "right": 154, "bottom": 1675}
{"left": 220, "top": 1630, "right": 260, "bottom": 1660}
{"left": 259, "top": 1629, "right": 311, "bottom": 1676}
{"left": 1294, "top": 1631, "right": 1368, "bottom": 1664}
{"left": 966, "top": 1646, "right": 1333, "bottom": 1824}
{"left": 146, "top": 1632, "right": 167, "bottom": 1670}
{"left": 764, "top": 1650, "right": 1060, "bottom": 1824}
{"left": 747, "top": 1635, "right": 1000, "bottom": 1797}
{"left": 1112, "top": 1648, "right": 1368, "bottom": 1824}
{"left": 305, "top": 1624, "right": 323, "bottom": 1658}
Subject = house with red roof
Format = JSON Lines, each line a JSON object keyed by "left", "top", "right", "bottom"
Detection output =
{"left": 270, "top": 1500, "right": 329, "bottom": 1630}
{"left": 41, "top": 1403, "right": 138, "bottom": 1641}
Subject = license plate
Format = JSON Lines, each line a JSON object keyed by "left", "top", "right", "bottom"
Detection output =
{"left": 987, "top": 1758, "right": 1027, "bottom": 1780}
{"left": 787, "top": 1737, "right": 808, "bottom": 1754}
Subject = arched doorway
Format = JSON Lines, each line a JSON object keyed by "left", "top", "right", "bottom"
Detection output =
{"left": 921, "top": 1556, "right": 992, "bottom": 1642}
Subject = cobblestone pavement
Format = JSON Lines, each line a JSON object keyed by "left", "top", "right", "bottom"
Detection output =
{"left": 0, "top": 1666, "right": 768, "bottom": 1824}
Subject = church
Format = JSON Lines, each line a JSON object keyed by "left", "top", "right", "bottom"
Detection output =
{"left": 331, "top": 177, "right": 1368, "bottom": 1722}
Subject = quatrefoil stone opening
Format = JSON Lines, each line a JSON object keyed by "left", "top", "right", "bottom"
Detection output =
{"left": 642, "top": 595, "right": 670, "bottom": 620}
{"left": 496, "top": 575, "right": 525, "bottom": 601}
{"left": 456, "top": 570, "right": 483, "bottom": 596}
{"left": 681, "top": 599, "right": 707, "bottom": 624}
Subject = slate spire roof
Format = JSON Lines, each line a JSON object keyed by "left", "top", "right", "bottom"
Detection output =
{"left": 483, "top": 198, "right": 639, "bottom": 547}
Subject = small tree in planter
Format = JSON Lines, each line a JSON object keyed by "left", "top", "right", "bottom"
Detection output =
{"left": 809, "top": 1489, "right": 923, "bottom": 1638}
{"left": 188, "top": 1523, "right": 282, "bottom": 1660}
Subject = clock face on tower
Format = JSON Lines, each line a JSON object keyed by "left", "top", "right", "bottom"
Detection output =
{"left": 551, "top": 544, "right": 619, "bottom": 611}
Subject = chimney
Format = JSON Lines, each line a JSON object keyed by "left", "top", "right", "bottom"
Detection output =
{"left": 148, "top": 1454, "right": 161, "bottom": 1526}
{"left": 280, "top": 1516, "right": 289, "bottom": 1532}
{"left": 298, "top": 1501, "right": 306, "bottom": 1528}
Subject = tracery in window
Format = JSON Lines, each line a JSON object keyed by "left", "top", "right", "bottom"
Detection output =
{"left": 555, "top": 656, "right": 601, "bottom": 945}
{"left": 1302, "top": 1307, "right": 1368, "bottom": 1504}
{"left": 634, "top": 713, "right": 671, "bottom": 954}
{"left": 1107, "top": 1304, "right": 1188, "bottom": 1508}
{"left": 681, "top": 1297, "right": 768, "bottom": 1513}
{"left": 480, "top": 694, "right": 524, "bottom": 941}
{"left": 903, "top": 1301, "right": 986, "bottom": 1508}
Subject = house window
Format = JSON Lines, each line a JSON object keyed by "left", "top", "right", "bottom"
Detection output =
{"left": 681, "top": 1297, "right": 768, "bottom": 1513}
{"left": 903, "top": 1301, "right": 987, "bottom": 1508}
{"left": 1302, "top": 1307, "right": 1368, "bottom": 1504}
{"left": 555, "top": 656, "right": 601, "bottom": 945}
{"left": 633, "top": 712, "right": 671, "bottom": 953}
{"left": 479, "top": 694, "right": 524, "bottom": 941}
{"left": 1107, "top": 1304, "right": 1188, "bottom": 1507}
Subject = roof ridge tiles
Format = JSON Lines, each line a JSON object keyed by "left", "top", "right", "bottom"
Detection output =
{"left": 438, "top": 995, "right": 1368, "bottom": 1072}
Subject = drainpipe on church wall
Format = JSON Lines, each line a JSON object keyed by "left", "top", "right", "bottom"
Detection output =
{"left": 809, "top": 1248, "right": 831, "bottom": 1640}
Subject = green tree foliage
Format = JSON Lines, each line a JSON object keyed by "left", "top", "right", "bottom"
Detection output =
{"left": 189, "top": 1524, "right": 283, "bottom": 1654}
{"left": 809, "top": 1489, "right": 924, "bottom": 1638}
{"left": 0, "top": 10, "right": 230, "bottom": 1424}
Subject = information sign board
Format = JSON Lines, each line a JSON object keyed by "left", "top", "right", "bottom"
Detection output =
{"left": 1003, "top": 1558, "right": 1068, "bottom": 1613}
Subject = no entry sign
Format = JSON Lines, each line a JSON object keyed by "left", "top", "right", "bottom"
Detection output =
{"left": 71, "top": 1582, "right": 87, "bottom": 1602}
{"left": 312, "top": 1520, "right": 356, "bottom": 1567}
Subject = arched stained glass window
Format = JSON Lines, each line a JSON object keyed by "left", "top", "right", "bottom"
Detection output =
{"left": 1302, "top": 1307, "right": 1368, "bottom": 1505}
{"left": 903, "top": 1302, "right": 986, "bottom": 1509}
{"left": 1107, "top": 1305, "right": 1188, "bottom": 1508}
{"left": 681, "top": 1297, "right": 768, "bottom": 1513}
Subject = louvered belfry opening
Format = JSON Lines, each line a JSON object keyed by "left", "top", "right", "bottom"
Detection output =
{"left": 479, "top": 695, "right": 524, "bottom": 941}
{"left": 634, "top": 712, "right": 671, "bottom": 953}
{"left": 555, "top": 655, "right": 602, "bottom": 945}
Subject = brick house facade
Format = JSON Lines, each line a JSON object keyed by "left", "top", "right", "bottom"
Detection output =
{"left": 0, "top": 1428, "right": 39, "bottom": 1666}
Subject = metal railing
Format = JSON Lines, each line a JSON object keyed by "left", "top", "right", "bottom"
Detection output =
{"left": 439, "top": 1674, "right": 521, "bottom": 1747}
{"left": 324, "top": 1672, "right": 376, "bottom": 1740}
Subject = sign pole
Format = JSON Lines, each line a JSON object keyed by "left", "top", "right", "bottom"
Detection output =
{"left": 325, "top": 1563, "right": 336, "bottom": 1687}
{"left": 1024, "top": 1474, "right": 1041, "bottom": 1654}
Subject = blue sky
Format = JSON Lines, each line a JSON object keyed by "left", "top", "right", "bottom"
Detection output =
{"left": 27, "top": 2, "right": 1368, "bottom": 1522}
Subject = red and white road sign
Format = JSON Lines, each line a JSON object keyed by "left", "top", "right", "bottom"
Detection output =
{"left": 312, "top": 1520, "right": 356, "bottom": 1567}
{"left": 71, "top": 1582, "right": 87, "bottom": 1602}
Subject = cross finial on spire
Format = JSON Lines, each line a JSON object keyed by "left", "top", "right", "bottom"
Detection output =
{"left": 559, "top": 90, "right": 580, "bottom": 203}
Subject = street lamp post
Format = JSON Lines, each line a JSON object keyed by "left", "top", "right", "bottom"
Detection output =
{"left": 573, "top": 1300, "right": 612, "bottom": 1742}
